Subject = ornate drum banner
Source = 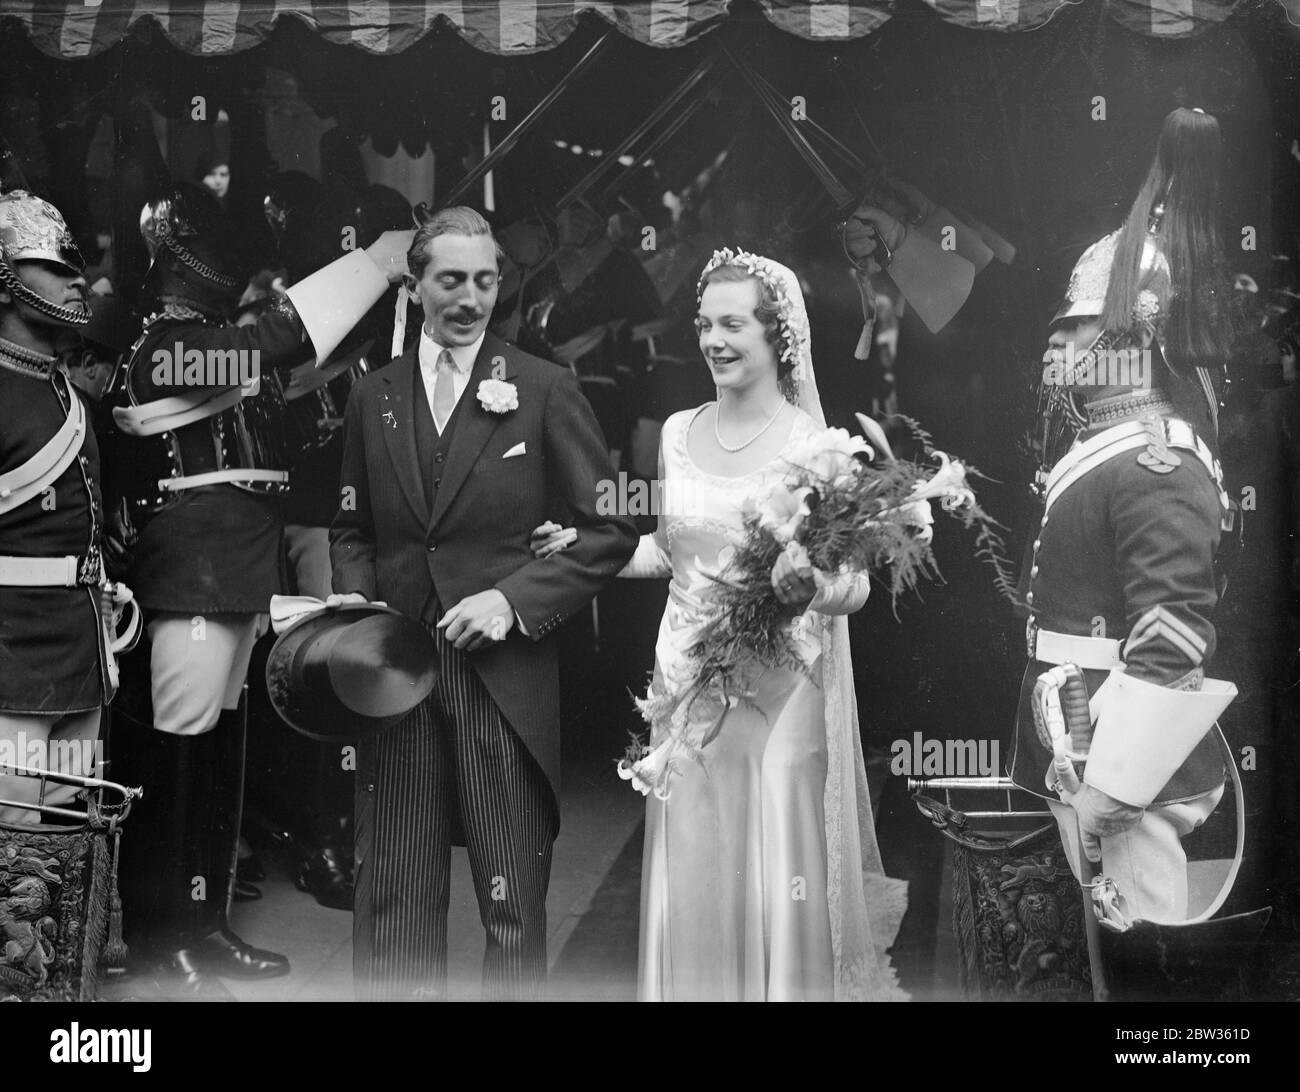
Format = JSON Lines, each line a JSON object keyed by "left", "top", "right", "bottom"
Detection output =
{"left": 912, "top": 776, "right": 1093, "bottom": 1001}
{"left": 0, "top": 769, "right": 139, "bottom": 1002}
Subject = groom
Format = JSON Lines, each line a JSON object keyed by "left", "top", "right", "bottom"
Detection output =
{"left": 328, "top": 207, "right": 637, "bottom": 1000}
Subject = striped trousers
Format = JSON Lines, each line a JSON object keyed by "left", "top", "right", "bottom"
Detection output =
{"left": 353, "top": 620, "right": 558, "bottom": 1001}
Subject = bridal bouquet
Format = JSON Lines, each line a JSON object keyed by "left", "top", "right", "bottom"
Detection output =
{"left": 620, "top": 414, "right": 1013, "bottom": 798}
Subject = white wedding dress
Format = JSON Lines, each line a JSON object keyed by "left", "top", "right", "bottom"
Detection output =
{"left": 625, "top": 404, "right": 908, "bottom": 1001}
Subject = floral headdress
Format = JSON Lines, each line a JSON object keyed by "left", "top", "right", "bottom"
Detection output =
{"left": 697, "top": 247, "right": 811, "bottom": 385}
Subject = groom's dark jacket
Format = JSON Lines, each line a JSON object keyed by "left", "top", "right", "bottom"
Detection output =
{"left": 329, "top": 331, "right": 637, "bottom": 808}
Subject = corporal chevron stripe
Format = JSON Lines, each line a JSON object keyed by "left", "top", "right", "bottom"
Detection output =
{"left": 1125, "top": 605, "right": 1208, "bottom": 666}
{"left": 0, "top": 0, "right": 1253, "bottom": 59}
{"left": 353, "top": 616, "right": 557, "bottom": 1001}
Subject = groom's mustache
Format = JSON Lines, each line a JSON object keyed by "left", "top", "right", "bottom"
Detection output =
{"left": 447, "top": 308, "right": 485, "bottom": 323}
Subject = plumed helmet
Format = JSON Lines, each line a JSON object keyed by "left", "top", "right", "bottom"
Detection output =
{"left": 1053, "top": 230, "right": 1170, "bottom": 326}
{"left": 0, "top": 189, "right": 84, "bottom": 274}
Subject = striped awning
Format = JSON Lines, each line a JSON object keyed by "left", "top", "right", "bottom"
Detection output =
{"left": 0, "top": 0, "right": 1254, "bottom": 59}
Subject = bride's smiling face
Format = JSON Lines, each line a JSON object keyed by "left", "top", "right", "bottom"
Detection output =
{"left": 696, "top": 278, "right": 780, "bottom": 393}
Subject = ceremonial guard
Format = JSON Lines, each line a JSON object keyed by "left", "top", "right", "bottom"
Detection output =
{"left": 106, "top": 181, "right": 409, "bottom": 994}
{"left": 0, "top": 190, "right": 106, "bottom": 827}
{"left": 1010, "top": 109, "right": 1238, "bottom": 936}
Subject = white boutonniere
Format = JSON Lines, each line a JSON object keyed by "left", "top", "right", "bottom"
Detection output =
{"left": 477, "top": 378, "right": 519, "bottom": 415}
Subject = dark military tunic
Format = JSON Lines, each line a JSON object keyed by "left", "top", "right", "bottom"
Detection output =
{"left": 117, "top": 307, "right": 310, "bottom": 613}
{"left": 0, "top": 365, "right": 107, "bottom": 713}
{"left": 1008, "top": 413, "right": 1227, "bottom": 805}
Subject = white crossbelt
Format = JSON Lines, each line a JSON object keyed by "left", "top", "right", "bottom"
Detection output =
{"left": 1031, "top": 625, "right": 1123, "bottom": 670}
{"left": 158, "top": 468, "right": 289, "bottom": 492}
{"left": 0, "top": 391, "right": 86, "bottom": 516}
{"left": 0, "top": 554, "right": 82, "bottom": 587}
{"left": 1045, "top": 416, "right": 1228, "bottom": 518}
{"left": 113, "top": 384, "right": 246, "bottom": 437}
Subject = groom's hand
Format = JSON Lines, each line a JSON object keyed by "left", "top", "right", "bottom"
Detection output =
{"left": 325, "top": 592, "right": 370, "bottom": 608}
{"left": 438, "top": 589, "right": 515, "bottom": 652}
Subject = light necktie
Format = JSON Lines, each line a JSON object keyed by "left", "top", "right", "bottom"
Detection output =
{"left": 432, "top": 348, "right": 456, "bottom": 432}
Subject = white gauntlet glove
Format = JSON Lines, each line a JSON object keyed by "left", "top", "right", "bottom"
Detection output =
{"left": 1059, "top": 784, "right": 1145, "bottom": 864}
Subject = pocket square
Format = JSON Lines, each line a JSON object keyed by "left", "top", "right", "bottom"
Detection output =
{"left": 502, "top": 442, "right": 526, "bottom": 459}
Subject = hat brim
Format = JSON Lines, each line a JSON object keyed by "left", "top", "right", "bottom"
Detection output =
{"left": 9, "top": 250, "right": 86, "bottom": 278}
{"left": 1050, "top": 297, "right": 1104, "bottom": 326}
{"left": 265, "top": 604, "right": 438, "bottom": 742}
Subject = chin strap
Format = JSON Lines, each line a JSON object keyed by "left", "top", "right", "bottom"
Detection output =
{"left": 159, "top": 235, "right": 242, "bottom": 291}
{"left": 0, "top": 259, "right": 90, "bottom": 327}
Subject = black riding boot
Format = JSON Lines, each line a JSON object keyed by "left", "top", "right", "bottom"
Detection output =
{"left": 180, "top": 702, "right": 290, "bottom": 980}
{"left": 113, "top": 718, "right": 233, "bottom": 998}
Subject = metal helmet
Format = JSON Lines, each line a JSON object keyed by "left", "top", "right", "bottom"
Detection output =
{"left": 0, "top": 189, "right": 84, "bottom": 271}
{"left": 1052, "top": 231, "right": 1170, "bottom": 326}
{"left": 0, "top": 189, "right": 89, "bottom": 326}
{"left": 139, "top": 182, "right": 242, "bottom": 299}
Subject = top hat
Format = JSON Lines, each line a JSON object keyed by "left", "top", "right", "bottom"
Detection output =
{"left": 265, "top": 604, "right": 439, "bottom": 742}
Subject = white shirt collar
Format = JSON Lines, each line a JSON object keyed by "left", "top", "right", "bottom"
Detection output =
{"left": 419, "top": 327, "right": 485, "bottom": 375}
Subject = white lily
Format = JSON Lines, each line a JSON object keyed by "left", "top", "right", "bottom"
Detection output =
{"left": 909, "top": 451, "right": 976, "bottom": 512}
{"left": 755, "top": 483, "right": 815, "bottom": 545}
{"left": 617, "top": 736, "right": 679, "bottom": 800}
{"left": 785, "top": 427, "right": 872, "bottom": 483}
{"left": 865, "top": 451, "right": 971, "bottom": 538}
{"left": 895, "top": 499, "right": 934, "bottom": 544}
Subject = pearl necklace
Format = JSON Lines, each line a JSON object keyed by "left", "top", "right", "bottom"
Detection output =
{"left": 713, "top": 398, "right": 786, "bottom": 453}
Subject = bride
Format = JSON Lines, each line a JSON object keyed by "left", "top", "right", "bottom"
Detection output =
{"left": 536, "top": 249, "right": 907, "bottom": 1001}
